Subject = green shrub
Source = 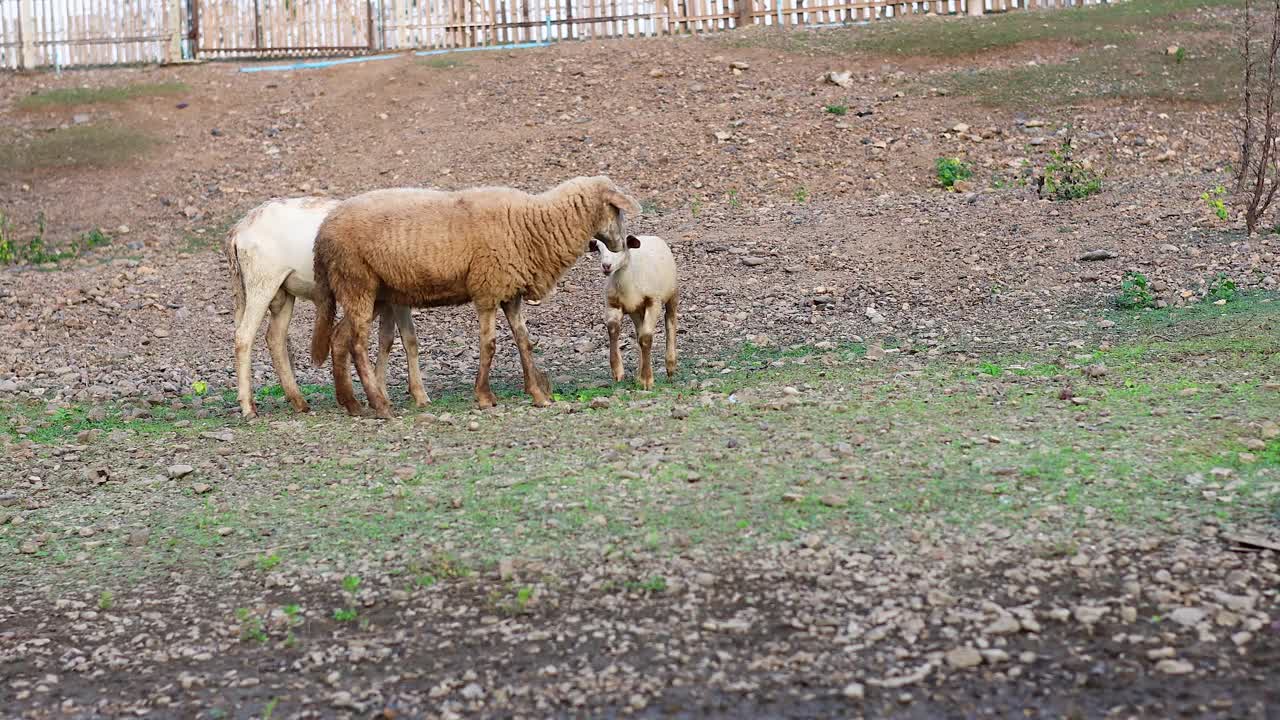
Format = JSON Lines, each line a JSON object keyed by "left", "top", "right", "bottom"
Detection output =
{"left": 1039, "top": 141, "right": 1102, "bottom": 201}
{"left": 1115, "top": 271, "right": 1156, "bottom": 310}
{"left": 935, "top": 157, "right": 973, "bottom": 190}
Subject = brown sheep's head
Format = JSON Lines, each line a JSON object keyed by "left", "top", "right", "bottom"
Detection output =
{"left": 588, "top": 176, "right": 641, "bottom": 252}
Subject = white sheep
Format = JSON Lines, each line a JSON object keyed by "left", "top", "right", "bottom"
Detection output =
{"left": 223, "top": 196, "right": 428, "bottom": 419}
{"left": 588, "top": 234, "right": 679, "bottom": 389}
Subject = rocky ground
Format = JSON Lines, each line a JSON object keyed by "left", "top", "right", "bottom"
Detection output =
{"left": 2, "top": 2, "right": 1279, "bottom": 718}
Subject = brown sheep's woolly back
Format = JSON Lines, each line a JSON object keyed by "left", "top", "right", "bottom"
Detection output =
{"left": 310, "top": 175, "right": 639, "bottom": 417}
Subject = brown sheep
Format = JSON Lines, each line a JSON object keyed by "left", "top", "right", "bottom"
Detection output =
{"left": 310, "top": 176, "right": 641, "bottom": 418}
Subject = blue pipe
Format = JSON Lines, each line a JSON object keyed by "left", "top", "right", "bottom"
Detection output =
{"left": 413, "top": 40, "right": 549, "bottom": 56}
{"left": 239, "top": 53, "right": 403, "bottom": 73}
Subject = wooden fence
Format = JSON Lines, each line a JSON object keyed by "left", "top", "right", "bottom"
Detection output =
{"left": 0, "top": 0, "right": 1114, "bottom": 69}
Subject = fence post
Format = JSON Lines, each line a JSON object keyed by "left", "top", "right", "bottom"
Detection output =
{"left": 736, "top": 0, "right": 752, "bottom": 28}
{"left": 165, "top": 0, "right": 183, "bottom": 62}
{"left": 17, "top": 0, "right": 36, "bottom": 70}
{"left": 966, "top": 0, "right": 983, "bottom": 14}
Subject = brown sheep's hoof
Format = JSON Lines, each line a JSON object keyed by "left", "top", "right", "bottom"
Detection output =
{"left": 476, "top": 392, "right": 498, "bottom": 410}
{"left": 291, "top": 400, "right": 311, "bottom": 413}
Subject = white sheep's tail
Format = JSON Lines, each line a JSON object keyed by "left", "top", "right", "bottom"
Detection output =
{"left": 222, "top": 227, "right": 246, "bottom": 327}
{"left": 310, "top": 257, "right": 336, "bottom": 368}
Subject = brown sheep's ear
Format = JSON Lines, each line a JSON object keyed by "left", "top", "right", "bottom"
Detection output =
{"left": 626, "top": 235, "right": 641, "bottom": 249}
{"left": 588, "top": 239, "right": 599, "bottom": 252}
{"left": 604, "top": 189, "right": 642, "bottom": 217}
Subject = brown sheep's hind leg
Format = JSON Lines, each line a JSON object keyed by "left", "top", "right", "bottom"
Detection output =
{"left": 502, "top": 297, "right": 552, "bottom": 407}
{"left": 374, "top": 302, "right": 395, "bottom": 401}
{"left": 395, "top": 305, "right": 430, "bottom": 407}
{"left": 347, "top": 298, "right": 393, "bottom": 419}
{"left": 267, "top": 291, "right": 309, "bottom": 413}
{"left": 474, "top": 304, "right": 500, "bottom": 409}
{"left": 331, "top": 316, "right": 364, "bottom": 417}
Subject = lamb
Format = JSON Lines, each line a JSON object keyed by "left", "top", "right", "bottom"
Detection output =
{"left": 224, "top": 196, "right": 429, "bottom": 419}
{"left": 309, "top": 175, "right": 641, "bottom": 419}
{"left": 588, "top": 234, "right": 679, "bottom": 389}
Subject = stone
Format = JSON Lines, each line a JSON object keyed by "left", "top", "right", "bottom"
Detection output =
{"left": 1169, "top": 607, "right": 1206, "bottom": 627}
{"left": 166, "top": 465, "right": 194, "bottom": 479}
{"left": 946, "top": 647, "right": 983, "bottom": 669}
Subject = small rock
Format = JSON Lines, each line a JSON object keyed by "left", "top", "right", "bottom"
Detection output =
{"left": 216, "top": 526, "right": 234, "bottom": 537}
{"left": 589, "top": 397, "right": 611, "bottom": 409}
{"left": 1078, "top": 250, "right": 1117, "bottom": 262}
{"left": 741, "top": 256, "right": 767, "bottom": 267}
{"left": 1073, "top": 606, "right": 1106, "bottom": 625}
{"left": 946, "top": 647, "right": 983, "bottom": 669}
{"left": 1169, "top": 607, "right": 1206, "bottom": 627}
{"left": 1156, "top": 659, "right": 1194, "bottom": 675}
{"left": 985, "top": 615, "right": 1021, "bottom": 635}
{"left": 166, "top": 465, "right": 194, "bottom": 479}
{"left": 466, "top": 421, "right": 480, "bottom": 431}
{"left": 841, "top": 682, "right": 865, "bottom": 700}
{"left": 192, "top": 483, "right": 212, "bottom": 495}
{"left": 127, "top": 529, "right": 150, "bottom": 547}
{"left": 729, "top": 61, "right": 749, "bottom": 71}
{"left": 827, "top": 71, "right": 853, "bottom": 88}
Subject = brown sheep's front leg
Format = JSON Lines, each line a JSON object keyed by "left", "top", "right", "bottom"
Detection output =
{"left": 606, "top": 303, "right": 625, "bottom": 383}
{"left": 474, "top": 304, "right": 500, "bottom": 409}
{"left": 502, "top": 297, "right": 552, "bottom": 407}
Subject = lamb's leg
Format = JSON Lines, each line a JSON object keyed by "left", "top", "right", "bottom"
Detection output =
{"left": 664, "top": 295, "right": 678, "bottom": 379}
{"left": 347, "top": 295, "right": 393, "bottom": 419}
{"left": 474, "top": 303, "right": 500, "bottom": 409}
{"left": 331, "top": 316, "right": 364, "bottom": 417}
{"left": 501, "top": 297, "right": 552, "bottom": 407}
{"left": 234, "top": 289, "right": 274, "bottom": 420}
{"left": 267, "top": 291, "right": 309, "bottom": 413}
{"left": 606, "top": 303, "right": 625, "bottom": 383}
{"left": 634, "top": 300, "right": 659, "bottom": 391}
{"left": 374, "top": 303, "right": 395, "bottom": 400}
{"left": 395, "top": 305, "right": 430, "bottom": 407}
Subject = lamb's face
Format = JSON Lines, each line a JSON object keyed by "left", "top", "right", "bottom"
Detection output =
{"left": 589, "top": 236, "right": 639, "bottom": 276}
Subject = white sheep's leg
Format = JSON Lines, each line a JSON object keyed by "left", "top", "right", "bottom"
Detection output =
{"left": 267, "top": 291, "right": 309, "bottom": 414}
{"left": 474, "top": 303, "right": 500, "bottom": 409}
{"left": 395, "top": 305, "right": 430, "bottom": 407}
{"left": 346, "top": 295, "right": 392, "bottom": 419}
{"left": 664, "top": 296, "right": 679, "bottom": 379}
{"left": 234, "top": 288, "right": 274, "bottom": 420}
{"left": 634, "top": 300, "right": 660, "bottom": 391}
{"left": 331, "top": 315, "right": 363, "bottom": 417}
{"left": 374, "top": 303, "right": 395, "bottom": 401}
{"left": 501, "top": 297, "right": 552, "bottom": 407}
{"left": 606, "top": 303, "right": 625, "bottom": 383}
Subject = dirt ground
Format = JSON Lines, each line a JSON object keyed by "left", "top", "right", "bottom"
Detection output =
{"left": 2, "top": 2, "right": 1279, "bottom": 718}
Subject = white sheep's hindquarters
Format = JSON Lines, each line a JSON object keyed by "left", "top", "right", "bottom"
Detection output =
{"left": 224, "top": 197, "right": 429, "bottom": 419}
{"left": 591, "top": 234, "right": 679, "bottom": 390}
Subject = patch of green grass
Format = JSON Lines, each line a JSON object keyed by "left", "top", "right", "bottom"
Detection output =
{"left": 625, "top": 576, "right": 668, "bottom": 593}
{"left": 3, "top": 401, "right": 226, "bottom": 445}
{"left": 16, "top": 82, "right": 188, "bottom": 110}
{"left": 946, "top": 44, "right": 1240, "bottom": 107}
{"left": 332, "top": 607, "right": 358, "bottom": 622}
{"left": 0, "top": 126, "right": 155, "bottom": 172}
{"left": 98, "top": 590, "right": 114, "bottom": 610}
{"left": 727, "top": 0, "right": 1244, "bottom": 59}
{"left": 257, "top": 554, "right": 282, "bottom": 572}
{"left": 824, "top": 103, "right": 848, "bottom": 115}
{"left": 0, "top": 212, "right": 111, "bottom": 266}
{"left": 5, "top": 295, "right": 1277, "bottom": 589}
{"left": 1202, "top": 184, "right": 1230, "bottom": 221}
{"left": 418, "top": 56, "right": 464, "bottom": 69}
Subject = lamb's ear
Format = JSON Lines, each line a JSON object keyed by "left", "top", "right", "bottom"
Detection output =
{"left": 626, "top": 235, "right": 641, "bottom": 250}
{"left": 604, "top": 188, "right": 642, "bottom": 217}
{"left": 588, "top": 239, "right": 599, "bottom": 253}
